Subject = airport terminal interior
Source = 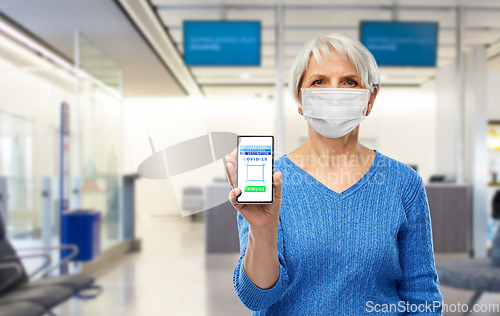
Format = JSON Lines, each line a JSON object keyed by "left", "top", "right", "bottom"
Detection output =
{"left": 1, "top": 0, "right": 500, "bottom": 315}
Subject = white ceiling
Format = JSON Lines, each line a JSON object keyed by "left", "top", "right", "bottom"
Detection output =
{"left": 1, "top": 0, "right": 500, "bottom": 98}
{"left": 0, "top": 0, "right": 187, "bottom": 97}
{"left": 149, "top": 0, "right": 500, "bottom": 95}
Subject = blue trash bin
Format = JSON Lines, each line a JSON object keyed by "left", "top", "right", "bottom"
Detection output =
{"left": 62, "top": 210, "right": 101, "bottom": 261}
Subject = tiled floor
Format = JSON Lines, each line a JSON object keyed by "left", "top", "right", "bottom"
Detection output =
{"left": 52, "top": 215, "right": 250, "bottom": 316}
{"left": 50, "top": 215, "right": 500, "bottom": 315}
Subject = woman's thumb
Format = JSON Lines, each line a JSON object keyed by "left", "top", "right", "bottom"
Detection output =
{"left": 274, "top": 171, "right": 283, "bottom": 201}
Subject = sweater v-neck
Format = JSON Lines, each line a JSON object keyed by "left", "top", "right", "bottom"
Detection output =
{"left": 282, "top": 149, "right": 381, "bottom": 199}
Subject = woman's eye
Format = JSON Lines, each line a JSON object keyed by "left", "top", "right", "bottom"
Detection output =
{"left": 345, "top": 80, "right": 358, "bottom": 87}
{"left": 312, "top": 79, "right": 324, "bottom": 86}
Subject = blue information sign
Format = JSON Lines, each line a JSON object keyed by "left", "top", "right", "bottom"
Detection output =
{"left": 183, "top": 21, "right": 261, "bottom": 66}
{"left": 360, "top": 21, "right": 438, "bottom": 67}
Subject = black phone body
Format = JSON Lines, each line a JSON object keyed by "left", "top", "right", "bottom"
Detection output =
{"left": 235, "top": 135, "right": 274, "bottom": 204}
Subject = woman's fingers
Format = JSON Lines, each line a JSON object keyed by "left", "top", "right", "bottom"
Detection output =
{"left": 224, "top": 156, "right": 237, "bottom": 189}
{"left": 228, "top": 187, "right": 242, "bottom": 210}
{"left": 225, "top": 152, "right": 237, "bottom": 167}
{"left": 224, "top": 156, "right": 235, "bottom": 189}
{"left": 224, "top": 149, "right": 239, "bottom": 189}
{"left": 229, "top": 149, "right": 237, "bottom": 160}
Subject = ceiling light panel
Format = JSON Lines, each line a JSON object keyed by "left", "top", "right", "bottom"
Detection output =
{"left": 438, "top": 47, "right": 457, "bottom": 59}
{"left": 191, "top": 68, "right": 275, "bottom": 77}
{"left": 157, "top": 10, "right": 220, "bottom": 27}
{"left": 226, "top": 9, "right": 275, "bottom": 26}
{"left": 397, "top": 0, "right": 460, "bottom": 6}
{"left": 465, "top": 31, "right": 500, "bottom": 45}
{"left": 284, "top": 29, "right": 358, "bottom": 43}
{"left": 466, "top": 11, "right": 500, "bottom": 28}
{"left": 284, "top": 9, "right": 391, "bottom": 27}
{"left": 399, "top": 10, "right": 456, "bottom": 27}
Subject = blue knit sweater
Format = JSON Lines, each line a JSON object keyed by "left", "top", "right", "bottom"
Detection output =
{"left": 233, "top": 149, "right": 444, "bottom": 315}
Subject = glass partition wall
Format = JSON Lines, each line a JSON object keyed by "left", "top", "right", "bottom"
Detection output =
{"left": 76, "top": 32, "right": 123, "bottom": 250}
{"left": 0, "top": 29, "right": 123, "bottom": 275}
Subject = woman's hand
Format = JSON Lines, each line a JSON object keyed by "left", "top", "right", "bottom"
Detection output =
{"left": 224, "top": 149, "right": 283, "bottom": 229}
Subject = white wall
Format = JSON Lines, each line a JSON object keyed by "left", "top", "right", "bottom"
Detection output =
{"left": 434, "top": 61, "right": 458, "bottom": 176}
{"left": 488, "top": 70, "right": 500, "bottom": 121}
{"left": 434, "top": 52, "right": 500, "bottom": 180}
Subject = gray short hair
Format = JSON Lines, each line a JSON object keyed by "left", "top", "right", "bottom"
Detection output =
{"left": 288, "top": 33, "right": 380, "bottom": 111}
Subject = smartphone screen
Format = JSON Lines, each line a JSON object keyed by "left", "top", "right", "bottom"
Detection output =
{"left": 236, "top": 135, "right": 274, "bottom": 204}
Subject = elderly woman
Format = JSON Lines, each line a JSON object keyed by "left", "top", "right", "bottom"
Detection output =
{"left": 224, "top": 33, "right": 443, "bottom": 315}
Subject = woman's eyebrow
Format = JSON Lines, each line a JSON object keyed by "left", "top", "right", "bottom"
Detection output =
{"left": 306, "top": 74, "right": 328, "bottom": 81}
{"left": 306, "top": 73, "right": 360, "bottom": 81}
{"left": 341, "top": 74, "right": 360, "bottom": 80}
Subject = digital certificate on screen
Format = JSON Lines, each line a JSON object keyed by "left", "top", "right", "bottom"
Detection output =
{"left": 237, "top": 136, "right": 273, "bottom": 203}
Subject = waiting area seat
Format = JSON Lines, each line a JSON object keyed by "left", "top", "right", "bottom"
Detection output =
{"left": 19, "top": 274, "right": 94, "bottom": 293}
{"left": 437, "top": 258, "right": 500, "bottom": 292}
{"left": 0, "top": 285, "right": 73, "bottom": 312}
{"left": 436, "top": 225, "right": 500, "bottom": 315}
{"left": 0, "top": 214, "right": 100, "bottom": 316}
{"left": 0, "top": 301, "right": 46, "bottom": 316}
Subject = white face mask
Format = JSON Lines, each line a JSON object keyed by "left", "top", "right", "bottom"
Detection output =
{"left": 300, "top": 88, "right": 371, "bottom": 138}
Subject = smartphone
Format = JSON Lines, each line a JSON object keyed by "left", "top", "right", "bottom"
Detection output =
{"left": 236, "top": 135, "right": 274, "bottom": 204}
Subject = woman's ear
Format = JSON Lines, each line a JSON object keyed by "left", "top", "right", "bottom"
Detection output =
{"left": 370, "top": 85, "right": 379, "bottom": 103}
{"left": 366, "top": 85, "right": 379, "bottom": 116}
{"left": 298, "top": 89, "right": 304, "bottom": 115}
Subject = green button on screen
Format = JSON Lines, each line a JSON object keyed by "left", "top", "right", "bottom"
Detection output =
{"left": 245, "top": 186, "right": 266, "bottom": 192}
